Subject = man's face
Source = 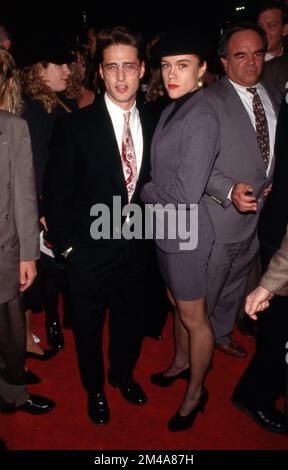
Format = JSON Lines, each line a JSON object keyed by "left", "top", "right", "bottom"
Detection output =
{"left": 221, "top": 30, "right": 265, "bottom": 87}
{"left": 258, "top": 8, "right": 284, "bottom": 55}
{"left": 99, "top": 44, "right": 145, "bottom": 110}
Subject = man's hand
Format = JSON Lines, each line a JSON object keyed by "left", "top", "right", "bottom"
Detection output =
{"left": 19, "top": 261, "right": 37, "bottom": 292}
{"left": 245, "top": 286, "right": 274, "bottom": 320}
{"left": 39, "top": 216, "right": 48, "bottom": 232}
{"left": 231, "top": 183, "right": 257, "bottom": 212}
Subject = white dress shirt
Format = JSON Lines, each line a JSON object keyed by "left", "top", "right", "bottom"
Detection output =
{"left": 104, "top": 93, "right": 143, "bottom": 176}
{"left": 265, "top": 48, "right": 283, "bottom": 62}
{"left": 226, "top": 79, "right": 277, "bottom": 200}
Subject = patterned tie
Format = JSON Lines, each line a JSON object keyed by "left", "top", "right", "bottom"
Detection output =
{"left": 121, "top": 111, "right": 138, "bottom": 201}
{"left": 247, "top": 87, "right": 270, "bottom": 167}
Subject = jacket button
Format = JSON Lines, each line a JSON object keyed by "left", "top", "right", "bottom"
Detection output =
{"left": 6, "top": 183, "right": 10, "bottom": 189}
{"left": 5, "top": 214, "right": 9, "bottom": 220}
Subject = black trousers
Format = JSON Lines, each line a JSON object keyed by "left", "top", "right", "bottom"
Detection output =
{"left": 40, "top": 253, "right": 72, "bottom": 325}
{"left": 24, "top": 253, "right": 72, "bottom": 325}
{"left": 0, "top": 295, "right": 26, "bottom": 388}
{"left": 234, "top": 238, "right": 288, "bottom": 407}
{"left": 234, "top": 295, "right": 288, "bottom": 407}
{"left": 67, "top": 242, "right": 147, "bottom": 394}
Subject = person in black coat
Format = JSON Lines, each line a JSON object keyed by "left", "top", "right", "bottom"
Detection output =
{"left": 232, "top": 92, "right": 288, "bottom": 435}
{"left": 20, "top": 38, "right": 78, "bottom": 353}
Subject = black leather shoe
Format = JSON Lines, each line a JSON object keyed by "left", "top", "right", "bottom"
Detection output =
{"left": 25, "top": 369, "right": 42, "bottom": 384}
{"left": 151, "top": 367, "right": 189, "bottom": 387}
{"left": 87, "top": 392, "right": 110, "bottom": 425}
{"left": 26, "top": 349, "right": 58, "bottom": 361}
{"left": 168, "top": 387, "right": 208, "bottom": 432}
{"left": 46, "top": 321, "right": 64, "bottom": 350}
{"left": 108, "top": 374, "right": 147, "bottom": 405}
{"left": 0, "top": 395, "right": 55, "bottom": 415}
{"left": 231, "top": 392, "right": 288, "bottom": 435}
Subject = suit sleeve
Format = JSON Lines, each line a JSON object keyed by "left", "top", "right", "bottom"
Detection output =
{"left": 43, "top": 117, "right": 76, "bottom": 253}
{"left": 14, "top": 120, "right": 40, "bottom": 261}
{"left": 141, "top": 112, "right": 219, "bottom": 206}
{"left": 204, "top": 166, "right": 237, "bottom": 208}
{"left": 260, "top": 227, "right": 288, "bottom": 296}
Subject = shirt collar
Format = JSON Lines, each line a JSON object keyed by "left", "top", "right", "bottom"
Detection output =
{"left": 265, "top": 47, "right": 283, "bottom": 62}
{"left": 229, "top": 78, "right": 261, "bottom": 95}
{"left": 104, "top": 93, "right": 137, "bottom": 124}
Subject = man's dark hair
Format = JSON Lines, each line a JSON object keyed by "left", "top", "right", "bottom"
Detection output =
{"left": 218, "top": 22, "right": 268, "bottom": 58}
{"left": 96, "top": 26, "right": 144, "bottom": 63}
{"left": 258, "top": 1, "right": 287, "bottom": 24}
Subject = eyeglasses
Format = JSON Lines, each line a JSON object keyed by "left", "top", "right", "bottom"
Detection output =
{"left": 103, "top": 62, "right": 139, "bottom": 76}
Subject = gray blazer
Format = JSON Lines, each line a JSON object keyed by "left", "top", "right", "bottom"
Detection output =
{"left": 0, "top": 110, "right": 39, "bottom": 304}
{"left": 203, "top": 76, "right": 281, "bottom": 243}
{"left": 261, "top": 227, "right": 288, "bottom": 296}
{"left": 141, "top": 89, "right": 219, "bottom": 253}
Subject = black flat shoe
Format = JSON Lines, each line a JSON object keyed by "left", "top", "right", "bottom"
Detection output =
{"left": 108, "top": 374, "right": 147, "bottom": 405}
{"left": 168, "top": 387, "right": 208, "bottom": 432}
{"left": 87, "top": 392, "right": 110, "bottom": 425}
{"left": 1, "top": 395, "right": 55, "bottom": 415}
{"left": 26, "top": 349, "right": 58, "bottom": 361}
{"left": 231, "top": 392, "right": 288, "bottom": 435}
{"left": 25, "top": 369, "right": 42, "bottom": 384}
{"left": 151, "top": 367, "right": 190, "bottom": 387}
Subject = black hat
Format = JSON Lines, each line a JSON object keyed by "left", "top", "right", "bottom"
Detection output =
{"left": 151, "top": 30, "right": 210, "bottom": 66}
{"left": 15, "top": 36, "right": 75, "bottom": 68}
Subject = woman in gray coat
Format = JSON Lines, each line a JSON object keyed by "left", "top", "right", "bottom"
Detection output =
{"left": 141, "top": 32, "right": 219, "bottom": 432}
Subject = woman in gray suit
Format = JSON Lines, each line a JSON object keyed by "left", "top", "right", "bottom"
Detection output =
{"left": 141, "top": 32, "right": 219, "bottom": 431}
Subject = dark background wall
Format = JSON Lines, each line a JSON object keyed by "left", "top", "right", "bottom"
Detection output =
{"left": 2, "top": 0, "right": 264, "bottom": 43}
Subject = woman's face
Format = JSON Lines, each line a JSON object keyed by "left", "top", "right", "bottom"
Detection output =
{"left": 161, "top": 54, "right": 206, "bottom": 99}
{"left": 41, "top": 63, "right": 71, "bottom": 92}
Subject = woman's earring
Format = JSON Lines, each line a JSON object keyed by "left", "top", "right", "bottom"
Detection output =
{"left": 198, "top": 75, "right": 204, "bottom": 88}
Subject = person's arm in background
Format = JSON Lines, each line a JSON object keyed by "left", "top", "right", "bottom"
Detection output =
{"left": 246, "top": 227, "right": 288, "bottom": 319}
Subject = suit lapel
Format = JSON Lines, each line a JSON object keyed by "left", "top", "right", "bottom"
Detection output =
{"left": 93, "top": 96, "right": 128, "bottom": 204}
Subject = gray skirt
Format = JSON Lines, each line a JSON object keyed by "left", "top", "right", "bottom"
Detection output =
{"left": 156, "top": 236, "right": 213, "bottom": 301}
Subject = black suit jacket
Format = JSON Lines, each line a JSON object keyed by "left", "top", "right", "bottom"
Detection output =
{"left": 43, "top": 94, "right": 155, "bottom": 263}
{"left": 258, "top": 92, "right": 288, "bottom": 259}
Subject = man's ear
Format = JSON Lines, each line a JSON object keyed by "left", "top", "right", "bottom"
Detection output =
{"left": 99, "top": 64, "right": 104, "bottom": 80}
{"left": 221, "top": 57, "right": 228, "bottom": 73}
{"left": 139, "top": 61, "right": 145, "bottom": 80}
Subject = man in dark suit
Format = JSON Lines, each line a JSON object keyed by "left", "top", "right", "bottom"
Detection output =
{"left": 44, "top": 27, "right": 155, "bottom": 425}
{"left": 203, "top": 23, "right": 281, "bottom": 357}
{"left": 262, "top": 53, "right": 288, "bottom": 95}
{"left": 231, "top": 92, "right": 288, "bottom": 435}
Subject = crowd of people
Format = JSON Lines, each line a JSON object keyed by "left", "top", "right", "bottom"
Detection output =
{"left": 0, "top": 0, "right": 288, "bottom": 450}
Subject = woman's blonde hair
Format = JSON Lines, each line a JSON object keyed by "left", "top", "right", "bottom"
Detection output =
{"left": 0, "top": 47, "right": 22, "bottom": 114}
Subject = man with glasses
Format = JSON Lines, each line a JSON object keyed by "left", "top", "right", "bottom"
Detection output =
{"left": 44, "top": 27, "right": 155, "bottom": 425}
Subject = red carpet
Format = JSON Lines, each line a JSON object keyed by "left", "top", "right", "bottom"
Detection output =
{"left": 1, "top": 312, "right": 288, "bottom": 450}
